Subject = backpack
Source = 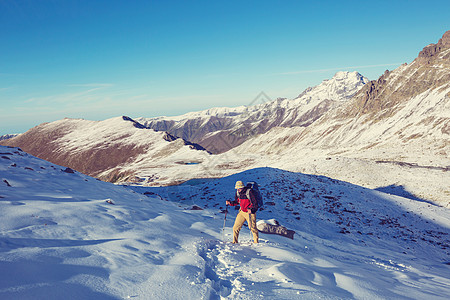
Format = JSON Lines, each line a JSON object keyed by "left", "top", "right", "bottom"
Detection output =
{"left": 246, "top": 182, "right": 264, "bottom": 211}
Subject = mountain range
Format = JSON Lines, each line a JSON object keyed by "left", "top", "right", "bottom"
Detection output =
{"left": 136, "top": 71, "right": 369, "bottom": 154}
{"left": 1, "top": 31, "right": 449, "bottom": 205}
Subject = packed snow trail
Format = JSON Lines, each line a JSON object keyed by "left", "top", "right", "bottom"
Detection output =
{"left": 191, "top": 230, "right": 450, "bottom": 299}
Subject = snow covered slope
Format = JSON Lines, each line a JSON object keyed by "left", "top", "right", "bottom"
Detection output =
{"left": 137, "top": 71, "right": 368, "bottom": 153}
{"left": 0, "top": 116, "right": 210, "bottom": 185}
{"left": 1, "top": 146, "right": 449, "bottom": 299}
{"left": 0, "top": 134, "right": 19, "bottom": 142}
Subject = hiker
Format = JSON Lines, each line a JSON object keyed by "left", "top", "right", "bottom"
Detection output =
{"left": 226, "top": 180, "right": 259, "bottom": 244}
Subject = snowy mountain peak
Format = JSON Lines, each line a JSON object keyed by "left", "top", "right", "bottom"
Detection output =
{"left": 293, "top": 71, "right": 369, "bottom": 105}
{"left": 333, "top": 70, "right": 365, "bottom": 80}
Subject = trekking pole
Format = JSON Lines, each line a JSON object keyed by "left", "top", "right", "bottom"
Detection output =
{"left": 249, "top": 211, "right": 253, "bottom": 243}
{"left": 222, "top": 205, "right": 228, "bottom": 242}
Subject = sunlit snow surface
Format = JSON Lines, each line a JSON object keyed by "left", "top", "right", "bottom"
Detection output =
{"left": 1, "top": 146, "right": 449, "bottom": 299}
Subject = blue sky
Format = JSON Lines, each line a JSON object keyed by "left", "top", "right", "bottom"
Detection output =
{"left": 1, "top": 0, "right": 449, "bottom": 135}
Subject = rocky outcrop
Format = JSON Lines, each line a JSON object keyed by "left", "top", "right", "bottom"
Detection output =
{"left": 345, "top": 30, "right": 450, "bottom": 119}
{"left": 162, "top": 131, "right": 208, "bottom": 152}
{"left": 257, "top": 219, "right": 295, "bottom": 239}
{"left": 418, "top": 30, "right": 450, "bottom": 64}
{"left": 349, "top": 70, "right": 390, "bottom": 116}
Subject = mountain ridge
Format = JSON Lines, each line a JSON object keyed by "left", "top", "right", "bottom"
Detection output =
{"left": 138, "top": 71, "right": 368, "bottom": 153}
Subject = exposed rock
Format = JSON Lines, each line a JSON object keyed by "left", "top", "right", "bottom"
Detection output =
{"left": 257, "top": 219, "right": 295, "bottom": 239}
{"left": 418, "top": 30, "right": 450, "bottom": 64}
{"left": 162, "top": 132, "right": 177, "bottom": 142}
{"left": 190, "top": 205, "right": 203, "bottom": 210}
{"left": 162, "top": 132, "right": 208, "bottom": 152}
{"left": 122, "top": 116, "right": 147, "bottom": 129}
{"left": 62, "top": 167, "right": 75, "bottom": 174}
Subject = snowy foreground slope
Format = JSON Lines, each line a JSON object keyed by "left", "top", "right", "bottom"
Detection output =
{"left": 1, "top": 146, "right": 449, "bottom": 299}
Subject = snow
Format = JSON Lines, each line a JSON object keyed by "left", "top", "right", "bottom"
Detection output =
{"left": 54, "top": 116, "right": 163, "bottom": 151}
{"left": 0, "top": 134, "right": 20, "bottom": 142}
{"left": 1, "top": 146, "right": 449, "bottom": 299}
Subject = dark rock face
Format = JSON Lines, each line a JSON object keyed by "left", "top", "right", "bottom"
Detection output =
{"left": 162, "top": 132, "right": 178, "bottom": 142}
{"left": 418, "top": 30, "right": 450, "bottom": 63}
{"left": 122, "top": 116, "right": 147, "bottom": 129}
{"left": 190, "top": 205, "right": 203, "bottom": 210}
{"left": 162, "top": 132, "right": 208, "bottom": 152}
{"left": 351, "top": 70, "right": 390, "bottom": 115}
{"left": 63, "top": 167, "right": 75, "bottom": 174}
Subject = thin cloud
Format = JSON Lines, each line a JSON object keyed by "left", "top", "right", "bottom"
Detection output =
{"left": 274, "top": 63, "right": 403, "bottom": 76}
{"left": 0, "top": 86, "right": 16, "bottom": 92}
{"left": 68, "top": 83, "right": 114, "bottom": 88}
{"left": 23, "top": 83, "right": 114, "bottom": 105}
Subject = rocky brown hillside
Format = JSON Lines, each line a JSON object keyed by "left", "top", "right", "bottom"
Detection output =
{"left": 0, "top": 116, "right": 209, "bottom": 184}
